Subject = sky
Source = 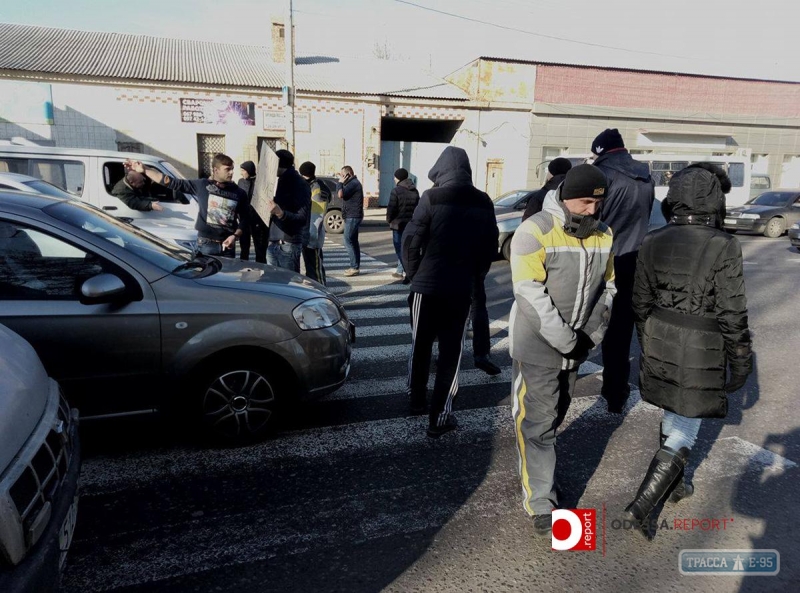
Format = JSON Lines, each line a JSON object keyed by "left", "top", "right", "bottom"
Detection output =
{"left": 1, "top": 0, "right": 798, "bottom": 81}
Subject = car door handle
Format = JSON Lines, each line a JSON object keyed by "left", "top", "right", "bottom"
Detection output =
{"left": 103, "top": 206, "right": 118, "bottom": 211}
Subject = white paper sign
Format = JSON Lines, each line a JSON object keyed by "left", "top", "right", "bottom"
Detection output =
{"left": 251, "top": 144, "right": 279, "bottom": 227}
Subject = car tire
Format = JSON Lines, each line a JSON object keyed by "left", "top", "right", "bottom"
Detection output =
{"left": 725, "top": 228, "right": 737, "bottom": 234}
{"left": 324, "top": 209, "right": 344, "bottom": 235}
{"left": 502, "top": 236, "right": 513, "bottom": 261}
{"left": 195, "top": 359, "right": 280, "bottom": 444}
{"left": 763, "top": 217, "right": 785, "bottom": 238}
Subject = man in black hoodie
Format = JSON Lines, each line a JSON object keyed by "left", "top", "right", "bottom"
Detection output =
{"left": 590, "top": 129, "right": 655, "bottom": 413}
{"left": 522, "top": 157, "right": 572, "bottom": 222}
{"left": 267, "top": 150, "right": 311, "bottom": 273}
{"left": 402, "top": 146, "right": 498, "bottom": 438}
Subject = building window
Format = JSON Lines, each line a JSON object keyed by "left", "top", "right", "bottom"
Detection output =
{"left": 256, "top": 136, "right": 280, "bottom": 160}
{"left": 197, "top": 134, "right": 226, "bottom": 178}
{"left": 116, "top": 142, "right": 143, "bottom": 153}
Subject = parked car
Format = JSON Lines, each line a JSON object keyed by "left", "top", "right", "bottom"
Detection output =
{"left": 0, "top": 190, "right": 354, "bottom": 444}
{"left": 724, "top": 190, "right": 800, "bottom": 237}
{"left": 0, "top": 324, "right": 80, "bottom": 593}
{"left": 319, "top": 176, "right": 344, "bottom": 234}
{"left": 494, "top": 189, "right": 536, "bottom": 260}
{"left": 0, "top": 172, "right": 196, "bottom": 250}
{"left": 789, "top": 221, "right": 800, "bottom": 250}
{"left": 0, "top": 144, "right": 198, "bottom": 248}
{"left": 749, "top": 174, "right": 771, "bottom": 200}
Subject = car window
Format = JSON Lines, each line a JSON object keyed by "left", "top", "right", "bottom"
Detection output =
{"left": 0, "top": 157, "right": 28, "bottom": 175}
{"left": 43, "top": 199, "right": 193, "bottom": 271}
{"left": 104, "top": 161, "right": 181, "bottom": 203}
{"left": 494, "top": 190, "right": 528, "bottom": 207}
{"left": 651, "top": 162, "right": 688, "bottom": 186}
{"left": 748, "top": 192, "right": 794, "bottom": 207}
{"left": 28, "top": 159, "right": 85, "bottom": 196}
{"left": 0, "top": 220, "right": 106, "bottom": 300}
{"left": 751, "top": 176, "right": 771, "bottom": 189}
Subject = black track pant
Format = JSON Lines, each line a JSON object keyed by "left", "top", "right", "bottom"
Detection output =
{"left": 470, "top": 268, "right": 490, "bottom": 358}
{"left": 601, "top": 251, "right": 638, "bottom": 405}
{"left": 407, "top": 292, "right": 471, "bottom": 428}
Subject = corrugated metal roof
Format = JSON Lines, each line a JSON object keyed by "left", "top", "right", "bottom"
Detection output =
{"left": 0, "top": 23, "right": 467, "bottom": 100}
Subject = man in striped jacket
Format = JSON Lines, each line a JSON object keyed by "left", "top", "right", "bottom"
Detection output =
{"left": 509, "top": 164, "right": 617, "bottom": 536}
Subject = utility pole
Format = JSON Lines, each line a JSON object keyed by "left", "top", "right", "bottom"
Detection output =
{"left": 284, "top": 0, "right": 296, "bottom": 154}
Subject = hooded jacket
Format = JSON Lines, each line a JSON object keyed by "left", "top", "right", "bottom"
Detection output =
{"left": 521, "top": 173, "right": 567, "bottom": 222}
{"left": 593, "top": 149, "right": 655, "bottom": 256}
{"left": 306, "top": 177, "right": 330, "bottom": 249}
{"left": 510, "top": 189, "right": 617, "bottom": 370}
{"left": 386, "top": 178, "right": 420, "bottom": 231}
{"left": 633, "top": 167, "right": 752, "bottom": 418}
{"left": 401, "top": 147, "right": 498, "bottom": 298}
{"left": 269, "top": 166, "right": 311, "bottom": 244}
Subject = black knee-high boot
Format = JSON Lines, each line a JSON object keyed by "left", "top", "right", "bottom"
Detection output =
{"left": 624, "top": 446, "right": 689, "bottom": 540}
{"left": 660, "top": 425, "right": 694, "bottom": 503}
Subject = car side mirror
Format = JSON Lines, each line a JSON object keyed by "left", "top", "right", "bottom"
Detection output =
{"left": 80, "top": 273, "right": 128, "bottom": 305}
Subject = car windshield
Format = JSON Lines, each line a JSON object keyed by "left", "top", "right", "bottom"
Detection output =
{"left": 23, "top": 179, "right": 75, "bottom": 200}
{"left": 494, "top": 190, "right": 528, "bottom": 208}
{"left": 747, "top": 192, "right": 794, "bottom": 207}
{"left": 160, "top": 161, "right": 187, "bottom": 180}
{"left": 43, "top": 200, "right": 195, "bottom": 271}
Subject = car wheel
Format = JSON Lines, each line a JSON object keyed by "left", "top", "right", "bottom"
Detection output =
{"left": 197, "top": 361, "right": 279, "bottom": 443}
{"left": 502, "top": 236, "right": 513, "bottom": 261}
{"left": 763, "top": 217, "right": 785, "bottom": 238}
{"left": 725, "top": 228, "right": 737, "bottom": 234}
{"left": 324, "top": 209, "right": 344, "bottom": 234}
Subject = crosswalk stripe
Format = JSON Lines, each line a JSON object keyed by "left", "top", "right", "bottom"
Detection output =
{"left": 329, "top": 283, "right": 409, "bottom": 295}
{"left": 340, "top": 292, "right": 409, "bottom": 306}
{"left": 346, "top": 307, "right": 409, "bottom": 320}
{"left": 352, "top": 337, "right": 510, "bottom": 364}
{"left": 353, "top": 319, "right": 509, "bottom": 338}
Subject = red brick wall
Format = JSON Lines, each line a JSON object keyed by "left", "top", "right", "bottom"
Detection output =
{"left": 534, "top": 65, "right": 800, "bottom": 118}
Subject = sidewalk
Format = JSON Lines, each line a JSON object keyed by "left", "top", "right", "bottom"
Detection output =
{"left": 362, "top": 207, "right": 388, "bottom": 226}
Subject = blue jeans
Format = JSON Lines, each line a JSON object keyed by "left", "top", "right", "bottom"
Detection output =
{"left": 197, "top": 236, "right": 234, "bottom": 258}
{"left": 392, "top": 229, "right": 404, "bottom": 274}
{"left": 662, "top": 411, "right": 702, "bottom": 451}
{"left": 267, "top": 241, "right": 302, "bottom": 272}
{"left": 344, "top": 217, "right": 362, "bottom": 270}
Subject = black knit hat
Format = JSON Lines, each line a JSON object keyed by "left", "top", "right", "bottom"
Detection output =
{"left": 240, "top": 161, "right": 256, "bottom": 177}
{"left": 298, "top": 161, "right": 316, "bottom": 177}
{"left": 561, "top": 164, "right": 608, "bottom": 200}
{"left": 275, "top": 149, "right": 294, "bottom": 169}
{"left": 394, "top": 168, "right": 409, "bottom": 181}
{"left": 591, "top": 128, "right": 625, "bottom": 156}
{"left": 548, "top": 157, "right": 572, "bottom": 176}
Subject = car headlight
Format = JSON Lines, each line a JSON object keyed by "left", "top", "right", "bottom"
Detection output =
{"left": 293, "top": 298, "right": 341, "bottom": 330}
{"left": 792, "top": 223, "right": 800, "bottom": 230}
{"left": 740, "top": 213, "right": 760, "bottom": 219}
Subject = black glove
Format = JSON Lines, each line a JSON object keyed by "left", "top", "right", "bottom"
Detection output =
{"left": 724, "top": 373, "right": 748, "bottom": 394}
{"left": 564, "top": 330, "right": 594, "bottom": 360}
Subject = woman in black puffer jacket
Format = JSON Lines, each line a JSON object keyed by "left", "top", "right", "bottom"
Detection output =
{"left": 624, "top": 163, "right": 753, "bottom": 539}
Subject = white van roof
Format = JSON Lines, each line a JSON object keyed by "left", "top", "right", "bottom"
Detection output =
{"left": 0, "top": 144, "right": 161, "bottom": 162}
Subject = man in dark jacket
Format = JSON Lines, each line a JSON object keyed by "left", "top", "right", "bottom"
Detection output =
{"left": 591, "top": 129, "right": 655, "bottom": 413}
{"left": 111, "top": 171, "right": 164, "bottom": 212}
{"left": 336, "top": 166, "right": 364, "bottom": 277}
{"left": 521, "top": 157, "right": 572, "bottom": 222}
{"left": 626, "top": 164, "right": 751, "bottom": 539}
{"left": 402, "top": 146, "right": 498, "bottom": 438}
{"left": 238, "top": 160, "right": 268, "bottom": 263}
{"left": 268, "top": 150, "right": 311, "bottom": 272}
{"left": 386, "top": 168, "right": 419, "bottom": 280}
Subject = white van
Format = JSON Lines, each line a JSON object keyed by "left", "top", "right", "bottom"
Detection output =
{"left": 0, "top": 144, "right": 198, "bottom": 248}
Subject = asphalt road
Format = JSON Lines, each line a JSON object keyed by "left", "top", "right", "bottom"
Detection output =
{"left": 62, "top": 219, "right": 800, "bottom": 593}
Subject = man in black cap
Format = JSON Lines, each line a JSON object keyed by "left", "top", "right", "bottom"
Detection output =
{"left": 522, "top": 157, "right": 572, "bottom": 222}
{"left": 238, "top": 160, "right": 268, "bottom": 263}
{"left": 386, "top": 167, "right": 419, "bottom": 280}
{"left": 267, "top": 150, "right": 311, "bottom": 272}
{"left": 509, "top": 164, "right": 617, "bottom": 536}
{"left": 590, "top": 129, "right": 655, "bottom": 413}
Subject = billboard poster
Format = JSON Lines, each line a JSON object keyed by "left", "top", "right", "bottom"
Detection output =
{"left": 180, "top": 98, "right": 256, "bottom": 126}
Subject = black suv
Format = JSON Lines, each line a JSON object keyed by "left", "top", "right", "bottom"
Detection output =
{"left": 319, "top": 176, "right": 344, "bottom": 235}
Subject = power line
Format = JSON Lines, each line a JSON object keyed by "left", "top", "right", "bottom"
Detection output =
{"left": 389, "top": 0, "right": 693, "bottom": 61}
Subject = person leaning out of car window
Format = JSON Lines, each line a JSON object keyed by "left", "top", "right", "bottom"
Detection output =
{"left": 111, "top": 170, "right": 164, "bottom": 211}
{"left": 126, "top": 153, "right": 249, "bottom": 257}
